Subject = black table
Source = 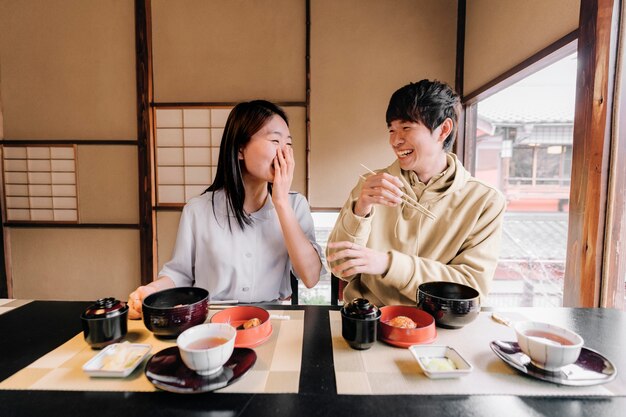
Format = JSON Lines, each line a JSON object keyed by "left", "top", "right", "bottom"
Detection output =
{"left": 1, "top": 301, "right": 624, "bottom": 417}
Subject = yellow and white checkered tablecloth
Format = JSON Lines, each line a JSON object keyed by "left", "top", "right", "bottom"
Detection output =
{"left": 0, "top": 309, "right": 304, "bottom": 393}
{"left": 329, "top": 310, "right": 621, "bottom": 396}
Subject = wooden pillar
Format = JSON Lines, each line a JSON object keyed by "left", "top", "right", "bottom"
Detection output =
{"left": 454, "top": 0, "right": 466, "bottom": 160}
{"left": 0, "top": 76, "right": 9, "bottom": 298}
{"left": 601, "top": 0, "right": 626, "bottom": 309}
{"left": 305, "top": 0, "right": 311, "bottom": 200}
{"left": 564, "top": 0, "right": 618, "bottom": 307}
{"left": 135, "top": 0, "right": 155, "bottom": 285}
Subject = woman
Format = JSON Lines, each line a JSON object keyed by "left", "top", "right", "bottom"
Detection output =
{"left": 128, "top": 100, "right": 324, "bottom": 319}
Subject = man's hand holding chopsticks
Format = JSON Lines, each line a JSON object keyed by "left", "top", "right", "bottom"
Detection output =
{"left": 354, "top": 172, "right": 404, "bottom": 217}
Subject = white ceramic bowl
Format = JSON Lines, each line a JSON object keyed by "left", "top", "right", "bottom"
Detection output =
{"left": 177, "top": 323, "right": 236, "bottom": 375}
{"left": 514, "top": 321, "right": 584, "bottom": 371}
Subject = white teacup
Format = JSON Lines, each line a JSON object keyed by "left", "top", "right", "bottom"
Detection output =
{"left": 177, "top": 323, "right": 236, "bottom": 375}
{"left": 514, "top": 321, "right": 583, "bottom": 371}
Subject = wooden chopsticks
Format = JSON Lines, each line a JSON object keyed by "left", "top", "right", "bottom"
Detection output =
{"left": 359, "top": 164, "right": 436, "bottom": 220}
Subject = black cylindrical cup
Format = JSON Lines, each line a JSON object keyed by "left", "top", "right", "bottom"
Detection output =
{"left": 81, "top": 297, "right": 129, "bottom": 349}
{"left": 340, "top": 298, "right": 381, "bottom": 350}
{"left": 81, "top": 312, "right": 128, "bottom": 348}
{"left": 341, "top": 315, "right": 378, "bottom": 350}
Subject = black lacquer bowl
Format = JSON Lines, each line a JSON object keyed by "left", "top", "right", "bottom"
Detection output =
{"left": 417, "top": 282, "right": 480, "bottom": 329}
{"left": 142, "top": 287, "right": 209, "bottom": 338}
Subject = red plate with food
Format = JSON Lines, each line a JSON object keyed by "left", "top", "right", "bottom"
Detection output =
{"left": 210, "top": 306, "right": 273, "bottom": 348}
{"left": 379, "top": 305, "right": 437, "bottom": 348}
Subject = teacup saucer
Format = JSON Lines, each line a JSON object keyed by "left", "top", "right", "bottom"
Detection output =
{"left": 145, "top": 346, "right": 256, "bottom": 393}
{"left": 490, "top": 340, "right": 617, "bottom": 386}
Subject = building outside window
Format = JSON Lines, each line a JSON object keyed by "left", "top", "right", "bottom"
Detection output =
{"left": 472, "top": 53, "right": 577, "bottom": 307}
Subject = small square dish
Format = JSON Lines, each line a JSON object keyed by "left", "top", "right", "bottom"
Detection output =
{"left": 83, "top": 342, "right": 152, "bottom": 378}
{"left": 409, "top": 345, "right": 472, "bottom": 379}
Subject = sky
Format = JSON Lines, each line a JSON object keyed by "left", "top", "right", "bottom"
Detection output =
{"left": 478, "top": 53, "right": 578, "bottom": 123}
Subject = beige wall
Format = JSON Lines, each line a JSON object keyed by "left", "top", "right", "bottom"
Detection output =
{"left": 156, "top": 211, "right": 181, "bottom": 272}
{"left": 0, "top": 0, "right": 136, "bottom": 139}
{"left": 309, "top": 0, "right": 458, "bottom": 208}
{"left": 464, "top": 0, "right": 580, "bottom": 95}
{"left": 0, "top": 0, "right": 139, "bottom": 300}
{"left": 10, "top": 228, "right": 140, "bottom": 301}
{"left": 152, "top": 0, "right": 305, "bottom": 103}
{"left": 284, "top": 107, "right": 307, "bottom": 194}
{"left": 77, "top": 146, "right": 139, "bottom": 223}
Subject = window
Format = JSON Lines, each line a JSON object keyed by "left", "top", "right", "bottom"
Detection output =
{"left": 301, "top": 211, "right": 339, "bottom": 305}
{"left": 154, "top": 108, "right": 232, "bottom": 205}
{"left": 2, "top": 145, "right": 78, "bottom": 222}
{"left": 470, "top": 53, "right": 577, "bottom": 308}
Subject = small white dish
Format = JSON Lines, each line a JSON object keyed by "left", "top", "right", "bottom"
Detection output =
{"left": 83, "top": 343, "right": 152, "bottom": 378}
{"left": 409, "top": 345, "right": 473, "bottom": 379}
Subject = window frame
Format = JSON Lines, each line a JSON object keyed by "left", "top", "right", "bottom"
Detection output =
{"left": 461, "top": 0, "right": 625, "bottom": 308}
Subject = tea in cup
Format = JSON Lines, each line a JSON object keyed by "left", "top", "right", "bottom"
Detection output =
{"left": 177, "top": 323, "right": 236, "bottom": 375}
{"left": 513, "top": 321, "right": 583, "bottom": 371}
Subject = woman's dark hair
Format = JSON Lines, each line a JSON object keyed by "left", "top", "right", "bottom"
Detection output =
{"left": 206, "top": 100, "right": 288, "bottom": 230}
{"left": 385, "top": 80, "right": 461, "bottom": 152}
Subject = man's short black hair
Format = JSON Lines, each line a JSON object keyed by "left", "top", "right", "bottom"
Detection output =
{"left": 385, "top": 80, "right": 461, "bottom": 152}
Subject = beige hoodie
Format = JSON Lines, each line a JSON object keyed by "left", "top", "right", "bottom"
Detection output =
{"left": 327, "top": 153, "right": 506, "bottom": 306}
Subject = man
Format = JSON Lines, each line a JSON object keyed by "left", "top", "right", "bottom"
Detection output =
{"left": 327, "top": 79, "right": 506, "bottom": 306}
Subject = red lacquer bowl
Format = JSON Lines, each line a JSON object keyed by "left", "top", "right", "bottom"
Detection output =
{"left": 210, "top": 306, "right": 272, "bottom": 348}
{"left": 379, "top": 305, "right": 437, "bottom": 348}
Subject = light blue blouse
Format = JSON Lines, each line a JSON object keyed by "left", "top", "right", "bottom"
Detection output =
{"left": 159, "top": 190, "right": 325, "bottom": 302}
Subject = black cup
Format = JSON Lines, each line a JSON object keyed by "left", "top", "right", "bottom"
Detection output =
{"left": 340, "top": 298, "right": 380, "bottom": 350}
{"left": 81, "top": 297, "right": 128, "bottom": 349}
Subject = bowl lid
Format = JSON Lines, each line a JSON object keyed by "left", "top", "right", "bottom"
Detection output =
{"left": 82, "top": 297, "right": 128, "bottom": 319}
{"left": 341, "top": 298, "right": 380, "bottom": 319}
